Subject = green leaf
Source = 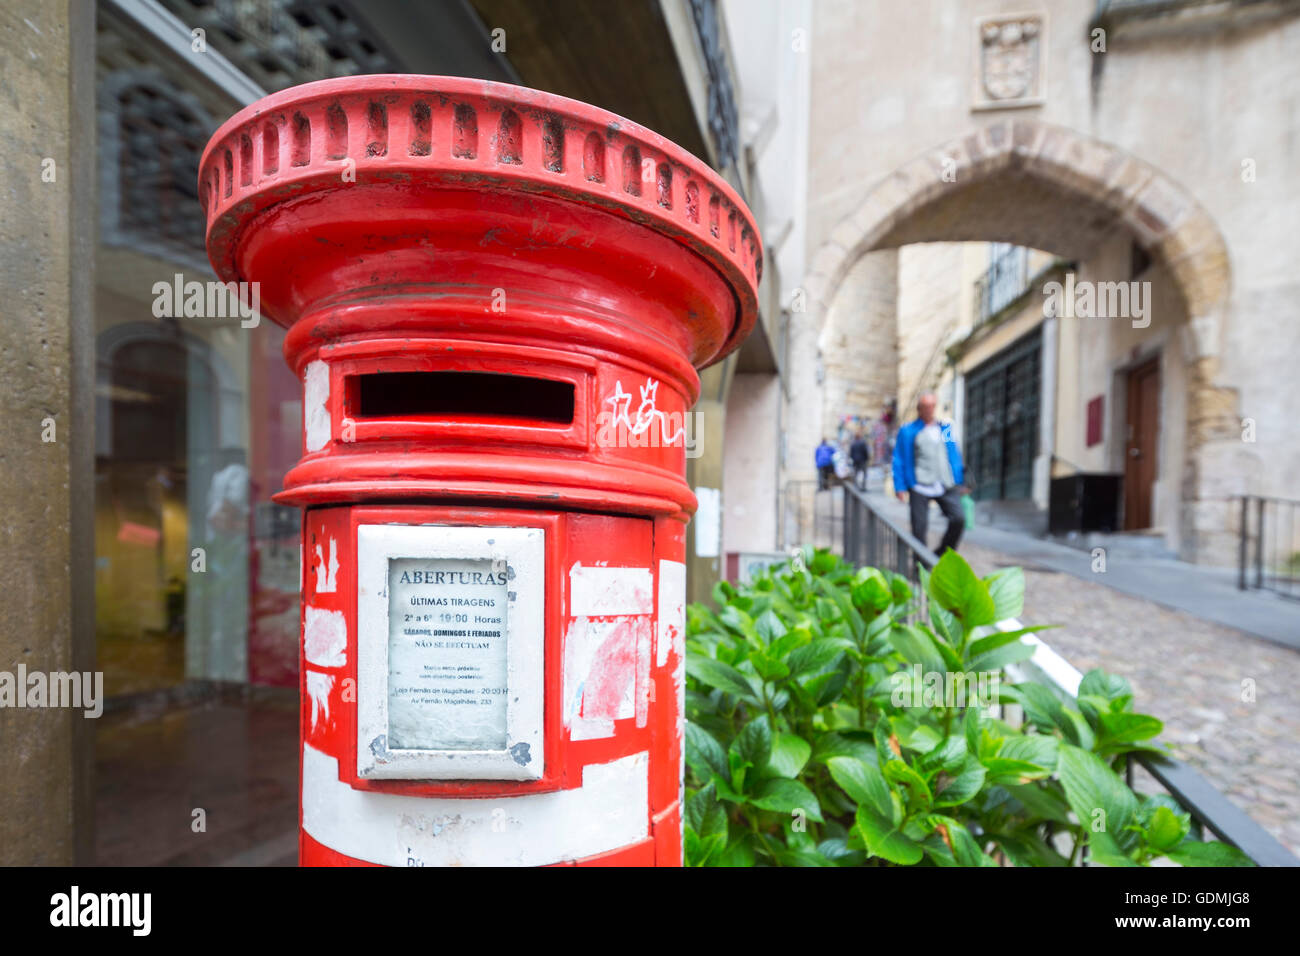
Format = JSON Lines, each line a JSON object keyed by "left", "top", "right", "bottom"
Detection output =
{"left": 933, "top": 754, "right": 986, "bottom": 807}
{"left": 990, "top": 830, "right": 1071, "bottom": 867}
{"left": 751, "top": 651, "right": 791, "bottom": 682}
{"left": 1142, "top": 805, "right": 1187, "bottom": 852}
{"left": 1089, "top": 829, "right": 1139, "bottom": 867}
{"left": 754, "top": 608, "right": 788, "bottom": 643}
{"left": 884, "top": 758, "right": 933, "bottom": 809}
{"left": 964, "top": 705, "right": 983, "bottom": 757}
{"left": 921, "top": 819, "right": 998, "bottom": 866}
{"left": 685, "top": 722, "right": 729, "bottom": 783}
{"left": 827, "top": 755, "right": 893, "bottom": 819}
{"left": 711, "top": 771, "right": 746, "bottom": 804}
{"left": 891, "top": 712, "right": 944, "bottom": 752}
{"left": 967, "top": 626, "right": 1041, "bottom": 661}
{"left": 1096, "top": 711, "right": 1164, "bottom": 752}
{"left": 947, "top": 818, "right": 999, "bottom": 866}
{"left": 851, "top": 569, "right": 893, "bottom": 613}
{"left": 1079, "top": 669, "right": 1133, "bottom": 708}
{"left": 853, "top": 804, "right": 923, "bottom": 865}
{"left": 1057, "top": 743, "right": 1139, "bottom": 853}
{"left": 686, "top": 657, "right": 759, "bottom": 703}
{"left": 887, "top": 623, "right": 948, "bottom": 675}
{"left": 813, "top": 732, "right": 877, "bottom": 767}
{"left": 768, "top": 732, "right": 812, "bottom": 778}
{"left": 997, "top": 733, "right": 1059, "bottom": 773}
{"left": 769, "top": 626, "right": 812, "bottom": 660}
{"left": 712, "top": 835, "right": 756, "bottom": 867}
{"left": 730, "top": 714, "right": 773, "bottom": 782}
{"left": 1004, "top": 782, "right": 1073, "bottom": 825}
{"left": 928, "top": 550, "right": 997, "bottom": 629}
{"left": 917, "top": 735, "right": 967, "bottom": 774}
{"left": 1164, "top": 839, "right": 1254, "bottom": 867}
{"left": 750, "top": 778, "right": 823, "bottom": 821}
{"left": 810, "top": 662, "right": 851, "bottom": 706}
{"left": 984, "top": 566, "right": 1025, "bottom": 621}
{"left": 816, "top": 837, "right": 865, "bottom": 866}
{"left": 788, "top": 639, "right": 849, "bottom": 676}
{"left": 684, "top": 782, "right": 728, "bottom": 840}
{"left": 928, "top": 601, "right": 962, "bottom": 647}
{"left": 1001, "top": 682, "right": 1068, "bottom": 736}
{"left": 888, "top": 573, "right": 913, "bottom": 606}
{"left": 814, "top": 574, "right": 865, "bottom": 642}
{"left": 1060, "top": 707, "right": 1096, "bottom": 751}
{"left": 718, "top": 604, "right": 758, "bottom": 640}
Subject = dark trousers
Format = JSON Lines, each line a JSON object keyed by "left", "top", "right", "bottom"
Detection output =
{"left": 818, "top": 464, "right": 834, "bottom": 490}
{"left": 909, "top": 487, "right": 965, "bottom": 556}
{"left": 852, "top": 460, "right": 868, "bottom": 490}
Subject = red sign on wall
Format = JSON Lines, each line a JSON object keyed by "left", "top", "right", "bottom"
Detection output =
{"left": 1086, "top": 395, "right": 1104, "bottom": 447}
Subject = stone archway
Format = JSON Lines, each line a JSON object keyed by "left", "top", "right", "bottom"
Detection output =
{"left": 802, "top": 118, "right": 1240, "bottom": 562}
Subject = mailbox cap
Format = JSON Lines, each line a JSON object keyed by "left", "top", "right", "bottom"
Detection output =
{"left": 199, "top": 75, "right": 761, "bottom": 369}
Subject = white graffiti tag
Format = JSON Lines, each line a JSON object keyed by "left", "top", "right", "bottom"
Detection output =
{"left": 604, "top": 378, "right": 685, "bottom": 446}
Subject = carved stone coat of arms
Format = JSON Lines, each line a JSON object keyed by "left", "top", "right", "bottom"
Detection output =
{"left": 974, "top": 14, "right": 1044, "bottom": 110}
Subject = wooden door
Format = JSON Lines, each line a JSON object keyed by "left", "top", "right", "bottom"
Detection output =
{"left": 1123, "top": 358, "right": 1160, "bottom": 530}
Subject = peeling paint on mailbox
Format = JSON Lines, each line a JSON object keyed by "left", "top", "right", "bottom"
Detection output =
{"left": 200, "top": 75, "right": 759, "bottom": 866}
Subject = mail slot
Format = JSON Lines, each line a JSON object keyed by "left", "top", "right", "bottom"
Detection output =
{"left": 200, "top": 75, "right": 760, "bottom": 866}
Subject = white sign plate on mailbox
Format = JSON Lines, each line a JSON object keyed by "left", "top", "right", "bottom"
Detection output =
{"left": 356, "top": 524, "right": 545, "bottom": 780}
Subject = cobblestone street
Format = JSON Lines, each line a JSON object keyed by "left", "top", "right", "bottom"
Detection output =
{"left": 961, "top": 541, "right": 1300, "bottom": 857}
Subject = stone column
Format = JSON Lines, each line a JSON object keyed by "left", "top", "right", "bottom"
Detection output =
{"left": 0, "top": 0, "right": 96, "bottom": 864}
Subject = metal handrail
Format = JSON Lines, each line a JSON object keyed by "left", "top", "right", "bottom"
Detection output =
{"left": 1237, "top": 494, "right": 1300, "bottom": 601}
{"left": 841, "top": 484, "right": 1299, "bottom": 866}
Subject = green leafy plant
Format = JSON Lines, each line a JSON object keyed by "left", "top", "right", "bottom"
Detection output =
{"left": 683, "top": 547, "right": 1252, "bottom": 867}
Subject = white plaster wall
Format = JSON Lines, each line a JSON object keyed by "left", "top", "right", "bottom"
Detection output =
{"left": 722, "top": 372, "right": 781, "bottom": 553}
{"left": 722, "top": 0, "right": 812, "bottom": 310}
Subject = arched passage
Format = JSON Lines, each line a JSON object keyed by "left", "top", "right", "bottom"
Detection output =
{"left": 801, "top": 118, "right": 1241, "bottom": 561}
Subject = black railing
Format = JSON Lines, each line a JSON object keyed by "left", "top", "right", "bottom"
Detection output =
{"left": 842, "top": 484, "right": 937, "bottom": 584}
{"left": 1238, "top": 495, "right": 1300, "bottom": 601}
{"left": 780, "top": 479, "right": 844, "bottom": 552}
{"left": 839, "top": 483, "right": 1299, "bottom": 866}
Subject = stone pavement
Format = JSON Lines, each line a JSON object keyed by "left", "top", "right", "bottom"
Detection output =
{"left": 863, "top": 492, "right": 1300, "bottom": 856}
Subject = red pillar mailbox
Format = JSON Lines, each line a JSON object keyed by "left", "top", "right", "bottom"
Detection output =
{"left": 200, "top": 76, "right": 759, "bottom": 866}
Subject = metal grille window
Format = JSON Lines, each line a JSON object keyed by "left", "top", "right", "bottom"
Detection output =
{"left": 973, "top": 242, "right": 1030, "bottom": 321}
{"left": 154, "top": 0, "right": 401, "bottom": 91}
{"left": 964, "top": 330, "right": 1041, "bottom": 501}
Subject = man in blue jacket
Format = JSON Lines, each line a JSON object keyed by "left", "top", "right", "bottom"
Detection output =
{"left": 815, "top": 438, "right": 836, "bottom": 490}
{"left": 892, "top": 393, "right": 969, "bottom": 556}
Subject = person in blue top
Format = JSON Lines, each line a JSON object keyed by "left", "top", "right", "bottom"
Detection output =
{"left": 815, "top": 438, "right": 837, "bottom": 490}
{"left": 891, "top": 393, "right": 969, "bottom": 556}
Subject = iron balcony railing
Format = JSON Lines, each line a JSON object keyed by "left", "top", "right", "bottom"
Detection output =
{"left": 836, "top": 483, "right": 1299, "bottom": 866}
{"left": 1238, "top": 495, "right": 1300, "bottom": 601}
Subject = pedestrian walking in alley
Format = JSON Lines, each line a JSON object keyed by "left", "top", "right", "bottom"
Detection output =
{"left": 850, "top": 430, "right": 870, "bottom": 490}
{"left": 892, "top": 393, "right": 969, "bottom": 556}
{"left": 815, "top": 437, "right": 836, "bottom": 490}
